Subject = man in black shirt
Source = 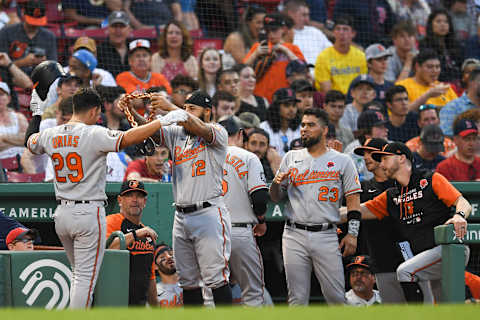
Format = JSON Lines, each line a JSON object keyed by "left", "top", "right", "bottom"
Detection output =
{"left": 385, "top": 86, "right": 420, "bottom": 142}
{"left": 412, "top": 125, "right": 446, "bottom": 172}
{"left": 244, "top": 128, "right": 280, "bottom": 181}
{"left": 97, "top": 11, "right": 131, "bottom": 77}
{"left": 353, "top": 138, "right": 406, "bottom": 303}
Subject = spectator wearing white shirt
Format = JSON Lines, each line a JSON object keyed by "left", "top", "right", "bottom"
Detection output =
{"left": 284, "top": 0, "right": 332, "bottom": 69}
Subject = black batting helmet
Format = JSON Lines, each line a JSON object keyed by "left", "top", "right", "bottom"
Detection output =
{"left": 31, "top": 61, "right": 66, "bottom": 100}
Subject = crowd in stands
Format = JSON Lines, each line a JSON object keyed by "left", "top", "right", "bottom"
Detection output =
{"left": 3, "top": 0, "right": 480, "bottom": 307}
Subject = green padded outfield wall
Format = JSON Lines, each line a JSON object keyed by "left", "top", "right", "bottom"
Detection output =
{"left": 0, "top": 250, "right": 129, "bottom": 308}
{"left": 0, "top": 182, "right": 477, "bottom": 245}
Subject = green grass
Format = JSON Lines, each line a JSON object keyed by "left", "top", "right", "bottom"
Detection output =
{"left": 0, "top": 305, "right": 478, "bottom": 320}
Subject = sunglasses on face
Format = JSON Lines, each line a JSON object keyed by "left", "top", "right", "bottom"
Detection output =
{"left": 419, "top": 104, "right": 437, "bottom": 111}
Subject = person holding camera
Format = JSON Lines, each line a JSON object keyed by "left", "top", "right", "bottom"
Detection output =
{"left": 0, "top": 0, "right": 56, "bottom": 76}
{"left": 243, "top": 13, "right": 305, "bottom": 103}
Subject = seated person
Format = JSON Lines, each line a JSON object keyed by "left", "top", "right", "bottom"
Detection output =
{"left": 170, "top": 75, "right": 198, "bottom": 108}
{"left": 340, "top": 75, "right": 377, "bottom": 132}
{"left": 244, "top": 128, "right": 280, "bottom": 181}
{"left": 6, "top": 227, "right": 38, "bottom": 251}
{"left": 212, "top": 91, "right": 236, "bottom": 121}
{"left": 345, "top": 255, "right": 382, "bottom": 306}
{"left": 155, "top": 243, "right": 183, "bottom": 307}
{"left": 412, "top": 125, "right": 446, "bottom": 171}
{"left": 125, "top": 146, "right": 171, "bottom": 182}
{"left": 124, "top": 0, "right": 182, "bottom": 29}
{"left": 436, "top": 119, "right": 480, "bottom": 181}
{"left": 63, "top": 0, "right": 121, "bottom": 28}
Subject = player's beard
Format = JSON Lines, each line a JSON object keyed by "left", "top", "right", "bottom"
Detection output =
{"left": 158, "top": 263, "right": 176, "bottom": 275}
{"left": 302, "top": 135, "right": 321, "bottom": 148}
{"left": 384, "top": 158, "right": 400, "bottom": 179}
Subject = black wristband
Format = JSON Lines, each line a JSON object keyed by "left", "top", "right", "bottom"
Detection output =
{"left": 6, "top": 62, "right": 13, "bottom": 70}
{"left": 132, "top": 229, "right": 138, "bottom": 241}
{"left": 347, "top": 210, "right": 361, "bottom": 221}
{"left": 257, "top": 216, "right": 266, "bottom": 224}
{"left": 455, "top": 211, "right": 466, "bottom": 219}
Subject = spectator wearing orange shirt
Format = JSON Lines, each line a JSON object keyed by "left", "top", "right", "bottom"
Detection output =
{"left": 243, "top": 13, "right": 305, "bottom": 102}
{"left": 406, "top": 104, "right": 456, "bottom": 157}
{"left": 106, "top": 180, "right": 158, "bottom": 306}
{"left": 116, "top": 39, "right": 172, "bottom": 95}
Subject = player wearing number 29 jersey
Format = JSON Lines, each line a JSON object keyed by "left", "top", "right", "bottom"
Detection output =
{"left": 28, "top": 124, "right": 123, "bottom": 200}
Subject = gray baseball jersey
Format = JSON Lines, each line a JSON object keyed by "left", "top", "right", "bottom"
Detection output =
{"left": 156, "top": 282, "right": 183, "bottom": 307}
{"left": 27, "top": 123, "right": 124, "bottom": 200}
{"left": 159, "top": 124, "right": 228, "bottom": 205}
{"left": 27, "top": 122, "right": 123, "bottom": 308}
{"left": 223, "top": 146, "right": 267, "bottom": 223}
{"left": 279, "top": 148, "right": 362, "bottom": 224}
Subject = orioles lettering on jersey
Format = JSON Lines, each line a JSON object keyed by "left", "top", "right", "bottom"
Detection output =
{"left": 158, "top": 293, "right": 183, "bottom": 308}
{"left": 392, "top": 189, "right": 424, "bottom": 204}
{"left": 174, "top": 141, "right": 206, "bottom": 165}
{"left": 288, "top": 168, "right": 340, "bottom": 186}
{"left": 392, "top": 188, "right": 425, "bottom": 223}
{"left": 52, "top": 135, "right": 79, "bottom": 149}
{"left": 225, "top": 153, "right": 248, "bottom": 179}
{"left": 127, "top": 238, "right": 155, "bottom": 254}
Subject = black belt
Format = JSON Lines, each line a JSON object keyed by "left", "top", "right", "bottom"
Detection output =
{"left": 286, "top": 220, "right": 334, "bottom": 232}
{"left": 176, "top": 201, "right": 211, "bottom": 214}
{"left": 56, "top": 200, "right": 107, "bottom": 206}
{"left": 231, "top": 223, "right": 255, "bottom": 228}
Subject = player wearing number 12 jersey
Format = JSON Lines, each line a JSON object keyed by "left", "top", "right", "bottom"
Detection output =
{"left": 270, "top": 108, "right": 362, "bottom": 305}
{"left": 25, "top": 88, "right": 174, "bottom": 308}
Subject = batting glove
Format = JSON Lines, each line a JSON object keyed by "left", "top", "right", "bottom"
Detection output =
{"left": 159, "top": 109, "right": 189, "bottom": 126}
{"left": 30, "top": 89, "right": 48, "bottom": 116}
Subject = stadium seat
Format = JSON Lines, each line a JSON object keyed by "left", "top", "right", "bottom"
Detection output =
{"left": 64, "top": 27, "right": 108, "bottom": 39}
{"left": 131, "top": 27, "right": 158, "bottom": 39}
{"left": 6, "top": 172, "right": 45, "bottom": 183}
{"left": 45, "top": 0, "right": 64, "bottom": 23}
{"left": 193, "top": 38, "right": 224, "bottom": 57}
{"left": 238, "top": 0, "right": 281, "bottom": 12}
{"left": 0, "top": 156, "right": 19, "bottom": 171}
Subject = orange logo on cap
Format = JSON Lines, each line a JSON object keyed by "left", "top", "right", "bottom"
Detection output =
{"left": 354, "top": 256, "right": 365, "bottom": 264}
{"left": 129, "top": 180, "right": 139, "bottom": 188}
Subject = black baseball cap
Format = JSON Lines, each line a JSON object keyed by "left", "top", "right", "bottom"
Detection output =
{"left": 454, "top": 118, "right": 478, "bottom": 137}
{"left": 357, "top": 110, "right": 388, "bottom": 130}
{"left": 286, "top": 60, "right": 314, "bottom": 78}
{"left": 290, "top": 138, "right": 303, "bottom": 149}
{"left": 264, "top": 13, "right": 286, "bottom": 30}
{"left": 420, "top": 124, "right": 445, "bottom": 153}
{"left": 185, "top": 90, "right": 212, "bottom": 109}
{"left": 155, "top": 243, "right": 172, "bottom": 261}
{"left": 120, "top": 180, "right": 148, "bottom": 196}
{"left": 354, "top": 138, "right": 389, "bottom": 156}
{"left": 273, "top": 88, "right": 300, "bottom": 103}
{"left": 290, "top": 79, "right": 314, "bottom": 93}
{"left": 346, "top": 255, "right": 372, "bottom": 272}
{"left": 219, "top": 116, "right": 242, "bottom": 136}
{"left": 24, "top": 0, "right": 46, "bottom": 26}
{"left": 58, "top": 73, "right": 82, "bottom": 87}
{"left": 349, "top": 74, "right": 376, "bottom": 91}
{"left": 371, "top": 142, "right": 413, "bottom": 162}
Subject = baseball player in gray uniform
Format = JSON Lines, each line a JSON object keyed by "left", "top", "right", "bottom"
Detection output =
{"left": 155, "top": 244, "right": 183, "bottom": 307}
{"left": 25, "top": 87, "right": 186, "bottom": 308}
{"left": 132, "top": 90, "right": 232, "bottom": 306}
{"left": 218, "top": 116, "right": 270, "bottom": 307}
{"left": 270, "top": 108, "right": 362, "bottom": 305}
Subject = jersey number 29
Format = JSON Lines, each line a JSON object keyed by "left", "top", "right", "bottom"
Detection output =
{"left": 52, "top": 152, "right": 84, "bottom": 183}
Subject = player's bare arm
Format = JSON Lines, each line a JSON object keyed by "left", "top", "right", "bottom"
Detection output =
{"left": 444, "top": 196, "right": 471, "bottom": 239}
{"left": 108, "top": 226, "right": 158, "bottom": 249}
{"left": 339, "top": 204, "right": 379, "bottom": 223}
{"left": 339, "top": 193, "right": 361, "bottom": 257}
{"left": 269, "top": 171, "right": 289, "bottom": 203}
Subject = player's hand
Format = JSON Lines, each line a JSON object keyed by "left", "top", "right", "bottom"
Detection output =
{"left": 159, "top": 109, "right": 189, "bottom": 126}
{"left": 92, "top": 73, "right": 103, "bottom": 86}
{"left": 0, "top": 52, "right": 12, "bottom": 67}
{"left": 273, "top": 171, "right": 290, "bottom": 185}
{"left": 256, "top": 42, "right": 269, "bottom": 57}
{"left": 150, "top": 93, "right": 176, "bottom": 112}
{"left": 327, "top": 139, "right": 343, "bottom": 152}
{"left": 253, "top": 221, "right": 267, "bottom": 237}
{"left": 138, "top": 226, "right": 158, "bottom": 242}
{"left": 30, "top": 89, "right": 48, "bottom": 116}
{"left": 339, "top": 234, "right": 357, "bottom": 257}
{"left": 445, "top": 214, "right": 468, "bottom": 240}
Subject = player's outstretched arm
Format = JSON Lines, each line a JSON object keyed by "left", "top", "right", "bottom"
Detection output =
{"left": 150, "top": 93, "right": 215, "bottom": 143}
{"left": 24, "top": 90, "right": 48, "bottom": 147}
{"left": 339, "top": 204, "right": 379, "bottom": 223}
{"left": 120, "top": 119, "right": 163, "bottom": 149}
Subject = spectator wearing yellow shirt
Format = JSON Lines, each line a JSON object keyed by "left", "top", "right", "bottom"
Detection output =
{"left": 314, "top": 15, "right": 367, "bottom": 94}
{"left": 395, "top": 49, "right": 457, "bottom": 111}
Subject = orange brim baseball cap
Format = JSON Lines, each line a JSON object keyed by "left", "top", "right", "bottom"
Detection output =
{"left": 25, "top": 15, "right": 47, "bottom": 26}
